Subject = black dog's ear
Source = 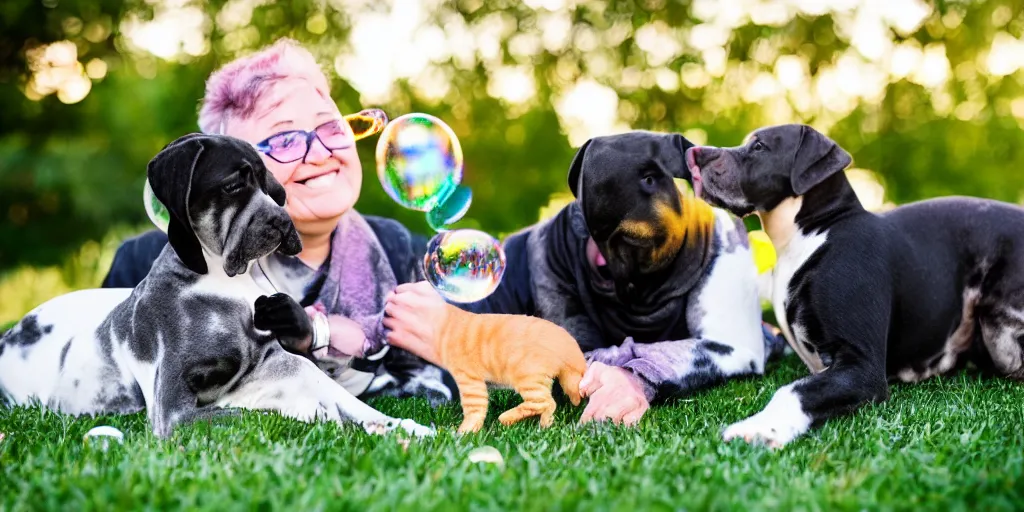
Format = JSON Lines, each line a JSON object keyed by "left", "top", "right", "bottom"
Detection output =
{"left": 566, "top": 139, "right": 593, "bottom": 199}
{"left": 790, "top": 125, "right": 852, "bottom": 195}
{"left": 250, "top": 153, "right": 287, "bottom": 207}
{"left": 147, "top": 133, "right": 209, "bottom": 275}
{"left": 264, "top": 174, "right": 287, "bottom": 207}
{"left": 668, "top": 133, "right": 695, "bottom": 181}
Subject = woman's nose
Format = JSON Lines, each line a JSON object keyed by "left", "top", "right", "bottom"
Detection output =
{"left": 303, "top": 136, "right": 332, "bottom": 164}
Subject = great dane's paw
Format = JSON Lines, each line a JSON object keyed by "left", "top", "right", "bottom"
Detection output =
{"left": 362, "top": 418, "right": 436, "bottom": 438}
{"left": 722, "top": 412, "right": 806, "bottom": 449}
{"left": 398, "top": 418, "right": 436, "bottom": 438}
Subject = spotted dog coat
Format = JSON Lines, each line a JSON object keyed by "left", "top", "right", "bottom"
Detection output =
{"left": 0, "top": 133, "right": 434, "bottom": 438}
{"left": 688, "top": 124, "right": 1024, "bottom": 448}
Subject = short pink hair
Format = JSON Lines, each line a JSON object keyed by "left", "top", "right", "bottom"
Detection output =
{"left": 198, "top": 38, "right": 332, "bottom": 134}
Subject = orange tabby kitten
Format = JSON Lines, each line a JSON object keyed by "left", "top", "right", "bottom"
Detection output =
{"left": 435, "top": 304, "right": 587, "bottom": 433}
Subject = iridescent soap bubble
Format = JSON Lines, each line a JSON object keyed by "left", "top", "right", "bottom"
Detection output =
{"left": 426, "top": 185, "right": 473, "bottom": 232}
{"left": 83, "top": 425, "right": 124, "bottom": 451}
{"left": 375, "top": 113, "right": 465, "bottom": 213}
{"left": 345, "top": 108, "right": 389, "bottom": 141}
{"left": 143, "top": 179, "right": 170, "bottom": 233}
{"left": 424, "top": 229, "right": 506, "bottom": 303}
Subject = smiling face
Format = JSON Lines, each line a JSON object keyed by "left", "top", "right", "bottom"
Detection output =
{"left": 224, "top": 78, "right": 363, "bottom": 237}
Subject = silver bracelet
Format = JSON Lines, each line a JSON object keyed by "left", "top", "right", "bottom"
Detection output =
{"left": 311, "top": 311, "right": 330, "bottom": 352}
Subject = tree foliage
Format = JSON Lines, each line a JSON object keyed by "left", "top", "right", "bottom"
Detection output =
{"left": 1, "top": 0, "right": 1023, "bottom": 273}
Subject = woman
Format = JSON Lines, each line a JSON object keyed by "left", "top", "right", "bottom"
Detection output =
{"left": 104, "top": 37, "right": 673, "bottom": 425}
{"left": 102, "top": 38, "right": 467, "bottom": 403}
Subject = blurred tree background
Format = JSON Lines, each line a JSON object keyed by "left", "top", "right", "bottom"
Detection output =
{"left": 1, "top": 0, "right": 1023, "bottom": 322}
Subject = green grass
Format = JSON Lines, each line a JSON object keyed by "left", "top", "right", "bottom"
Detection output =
{"left": 2, "top": 357, "right": 1023, "bottom": 511}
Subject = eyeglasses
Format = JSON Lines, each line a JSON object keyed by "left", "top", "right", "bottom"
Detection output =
{"left": 254, "top": 108, "right": 388, "bottom": 164}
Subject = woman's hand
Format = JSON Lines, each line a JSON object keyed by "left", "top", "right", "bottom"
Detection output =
{"left": 303, "top": 306, "right": 366, "bottom": 358}
{"left": 382, "top": 281, "right": 448, "bottom": 366}
{"left": 578, "top": 361, "right": 650, "bottom": 426}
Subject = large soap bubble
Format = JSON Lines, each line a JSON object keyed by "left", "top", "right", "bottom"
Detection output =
{"left": 424, "top": 229, "right": 506, "bottom": 303}
{"left": 426, "top": 185, "right": 472, "bottom": 232}
{"left": 374, "top": 113, "right": 471, "bottom": 226}
{"left": 143, "top": 179, "right": 170, "bottom": 233}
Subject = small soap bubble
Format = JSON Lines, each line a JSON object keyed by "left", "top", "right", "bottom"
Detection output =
{"left": 375, "top": 113, "right": 464, "bottom": 212}
{"left": 345, "top": 108, "right": 389, "bottom": 141}
{"left": 83, "top": 425, "right": 124, "bottom": 451}
{"left": 143, "top": 179, "right": 170, "bottom": 233}
{"left": 467, "top": 446, "right": 505, "bottom": 468}
{"left": 426, "top": 185, "right": 473, "bottom": 231}
{"left": 424, "top": 229, "right": 505, "bottom": 303}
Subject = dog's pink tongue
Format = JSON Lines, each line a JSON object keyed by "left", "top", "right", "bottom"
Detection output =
{"left": 586, "top": 237, "right": 608, "bottom": 268}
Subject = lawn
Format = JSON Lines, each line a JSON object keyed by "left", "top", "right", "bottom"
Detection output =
{"left": 2, "top": 356, "right": 1023, "bottom": 511}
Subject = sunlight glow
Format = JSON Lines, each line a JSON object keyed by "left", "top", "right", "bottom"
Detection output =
{"left": 23, "top": 40, "right": 95, "bottom": 104}
{"left": 86, "top": 0, "right": 1012, "bottom": 150}
{"left": 846, "top": 168, "right": 889, "bottom": 212}
{"left": 985, "top": 32, "right": 1024, "bottom": 77}
{"left": 911, "top": 44, "right": 950, "bottom": 89}
{"left": 635, "top": 22, "right": 682, "bottom": 67}
{"left": 121, "top": 5, "right": 207, "bottom": 60}
{"left": 488, "top": 66, "right": 536, "bottom": 104}
{"left": 555, "top": 79, "right": 629, "bottom": 146}
{"left": 774, "top": 55, "right": 807, "bottom": 90}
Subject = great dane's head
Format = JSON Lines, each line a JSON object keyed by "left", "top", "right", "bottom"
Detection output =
{"left": 147, "top": 133, "right": 303, "bottom": 276}
{"left": 684, "top": 124, "right": 853, "bottom": 216}
{"left": 567, "top": 130, "right": 715, "bottom": 302}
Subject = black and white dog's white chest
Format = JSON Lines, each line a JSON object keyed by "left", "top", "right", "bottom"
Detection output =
{"left": 767, "top": 228, "right": 830, "bottom": 373}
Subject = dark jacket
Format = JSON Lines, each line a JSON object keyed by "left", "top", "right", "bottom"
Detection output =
{"left": 101, "top": 216, "right": 534, "bottom": 317}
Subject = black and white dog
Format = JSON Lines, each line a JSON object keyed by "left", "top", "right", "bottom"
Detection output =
{"left": 0, "top": 133, "right": 434, "bottom": 438}
{"left": 686, "top": 123, "right": 1024, "bottom": 447}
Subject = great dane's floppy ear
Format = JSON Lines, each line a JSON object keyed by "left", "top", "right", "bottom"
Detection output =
{"left": 566, "top": 139, "right": 593, "bottom": 199}
{"left": 147, "top": 133, "right": 209, "bottom": 275}
{"left": 790, "top": 125, "right": 853, "bottom": 195}
{"left": 261, "top": 166, "right": 287, "bottom": 207}
{"left": 667, "top": 133, "right": 695, "bottom": 181}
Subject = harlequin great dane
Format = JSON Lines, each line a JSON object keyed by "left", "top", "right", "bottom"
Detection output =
{"left": 0, "top": 133, "right": 434, "bottom": 439}
{"left": 687, "top": 123, "right": 1024, "bottom": 448}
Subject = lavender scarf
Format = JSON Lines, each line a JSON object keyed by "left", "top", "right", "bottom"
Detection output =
{"left": 309, "top": 211, "right": 397, "bottom": 356}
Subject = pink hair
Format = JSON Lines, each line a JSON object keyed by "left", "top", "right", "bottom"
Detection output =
{"left": 198, "top": 38, "right": 332, "bottom": 134}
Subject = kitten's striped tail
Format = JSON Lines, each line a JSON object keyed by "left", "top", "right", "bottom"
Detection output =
{"left": 557, "top": 357, "right": 586, "bottom": 406}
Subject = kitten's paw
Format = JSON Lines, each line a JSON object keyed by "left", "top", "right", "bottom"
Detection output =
{"left": 457, "top": 418, "right": 484, "bottom": 434}
{"left": 538, "top": 412, "right": 555, "bottom": 428}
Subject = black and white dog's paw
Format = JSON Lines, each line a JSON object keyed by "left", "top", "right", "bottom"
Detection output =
{"left": 722, "top": 385, "right": 811, "bottom": 449}
{"left": 362, "top": 418, "right": 436, "bottom": 438}
{"left": 254, "top": 293, "right": 312, "bottom": 352}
